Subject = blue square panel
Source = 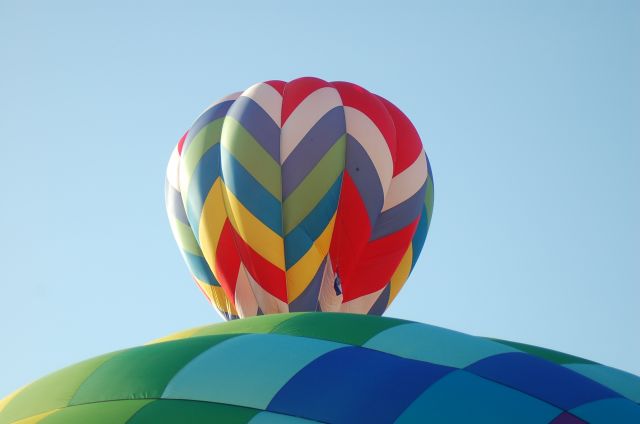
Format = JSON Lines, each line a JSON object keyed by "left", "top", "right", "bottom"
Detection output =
{"left": 395, "top": 370, "right": 560, "bottom": 424}
{"left": 267, "top": 346, "right": 454, "bottom": 424}
{"left": 570, "top": 398, "right": 640, "bottom": 424}
{"left": 162, "top": 334, "right": 345, "bottom": 410}
{"left": 466, "top": 352, "right": 620, "bottom": 410}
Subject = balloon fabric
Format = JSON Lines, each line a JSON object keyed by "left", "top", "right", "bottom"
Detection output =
{"left": 1, "top": 313, "right": 639, "bottom": 424}
{"left": 166, "top": 77, "right": 434, "bottom": 320}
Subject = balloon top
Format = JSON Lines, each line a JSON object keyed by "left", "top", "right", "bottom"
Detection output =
{"left": 2, "top": 313, "right": 639, "bottom": 423}
{"left": 165, "top": 77, "right": 434, "bottom": 320}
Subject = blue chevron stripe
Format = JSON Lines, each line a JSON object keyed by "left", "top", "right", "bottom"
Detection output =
{"left": 183, "top": 251, "right": 220, "bottom": 286}
{"left": 284, "top": 175, "right": 342, "bottom": 268}
{"left": 371, "top": 183, "right": 426, "bottom": 241}
{"left": 410, "top": 206, "right": 429, "bottom": 270}
{"left": 185, "top": 144, "right": 221, "bottom": 238}
{"left": 282, "top": 107, "right": 345, "bottom": 199}
{"left": 226, "top": 96, "right": 280, "bottom": 162}
{"left": 220, "top": 145, "right": 283, "bottom": 235}
{"left": 345, "top": 135, "right": 384, "bottom": 227}
{"left": 183, "top": 100, "right": 235, "bottom": 153}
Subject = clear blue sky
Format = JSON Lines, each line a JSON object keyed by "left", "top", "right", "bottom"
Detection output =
{"left": 1, "top": 1, "right": 638, "bottom": 397}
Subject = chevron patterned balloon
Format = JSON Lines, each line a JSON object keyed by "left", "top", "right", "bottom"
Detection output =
{"left": 165, "top": 77, "right": 434, "bottom": 320}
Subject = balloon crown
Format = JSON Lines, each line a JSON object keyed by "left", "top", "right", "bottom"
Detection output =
{"left": 165, "top": 77, "right": 434, "bottom": 320}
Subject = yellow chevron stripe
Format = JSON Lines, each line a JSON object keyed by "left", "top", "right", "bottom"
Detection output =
{"left": 12, "top": 409, "right": 58, "bottom": 424}
{"left": 198, "top": 178, "right": 228, "bottom": 281}
{"left": 0, "top": 386, "right": 25, "bottom": 413}
{"left": 195, "top": 278, "right": 237, "bottom": 316}
{"left": 388, "top": 246, "right": 413, "bottom": 306}
{"left": 148, "top": 327, "right": 203, "bottom": 344}
{"left": 286, "top": 213, "right": 336, "bottom": 302}
{"left": 221, "top": 180, "right": 285, "bottom": 270}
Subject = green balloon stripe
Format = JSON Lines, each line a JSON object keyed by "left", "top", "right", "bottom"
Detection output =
{"left": 170, "top": 218, "right": 202, "bottom": 256}
{"left": 69, "top": 335, "right": 237, "bottom": 407}
{"left": 37, "top": 399, "right": 153, "bottom": 424}
{"left": 186, "top": 313, "right": 298, "bottom": 338}
{"left": 129, "top": 398, "right": 260, "bottom": 424}
{"left": 424, "top": 171, "right": 434, "bottom": 226}
{"left": 221, "top": 117, "right": 282, "bottom": 200}
{"left": 180, "top": 118, "right": 225, "bottom": 197}
{"left": 283, "top": 135, "right": 346, "bottom": 235}
{"left": 21, "top": 398, "right": 325, "bottom": 424}
{"left": 0, "top": 352, "right": 119, "bottom": 423}
{"left": 268, "top": 312, "right": 407, "bottom": 345}
{"left": 490, "top": 339, "right": 596, "bottom": 365}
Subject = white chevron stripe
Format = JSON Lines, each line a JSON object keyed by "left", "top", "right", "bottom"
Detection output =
{"left": 382, "top": 151, "right": 428, "bottom": 211}
{"left": 280, "top": 86, "right": 343, "bottom": 164}
{"left": 192, "top": 92, "right": 242, "bottom": 129}
{"left": 166, "top": 146, "right": 181, "bottom": 191}
{"left": 241, "top": 83, "right": 283, "bottom": 127}
{"left": 246, "top": 268, "right": 290, "bottom": 314}
{"left": 317, "top": 256, "right": 342, "bottom": 312}
{"left": 234, "top": 262, "right": 259, "bottom": 318}
{"left": 201, "top": 91, "right": 242, "bottom": 116}
{"left": 339, "top": 286, "right": 385, "bottom": 314}
{"left": 344, "top": 106, "right": 394, "bottom": 194}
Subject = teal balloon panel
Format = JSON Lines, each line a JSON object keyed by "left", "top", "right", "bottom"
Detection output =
{"left": 1, "top": 313, "right": 639, "bottom": 423}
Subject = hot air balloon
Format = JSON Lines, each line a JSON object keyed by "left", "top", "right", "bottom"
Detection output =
{"left": 2, "top": 313, "right": 639, "bottom": 424}
{"left": 4, "top": 78, "right": 639, "bottom": 424}
{"left": 165, "top": 77, "right": 434, "bottom": 320}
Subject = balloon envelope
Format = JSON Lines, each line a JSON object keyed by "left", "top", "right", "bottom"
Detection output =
{"left": 2, "top": 313, "right": 639, "bottom": 423}
{"left": 165, "top": 77, "right": 434, "bottom": 320}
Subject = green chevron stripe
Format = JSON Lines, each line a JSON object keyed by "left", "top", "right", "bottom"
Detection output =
{"left": 221, "top": 117, "right": 281, "bottom": 200}
{"left": 181, "top": 118, "right": 225, "bottom": 193}
{"left": 283, "top": 135, "right": 346, "bottom": 235}
{"left": 170, "top": 218, "right": 202, "bottom": 255}
{"left": 425, "top": 172, "right": 434, "bottom": 225}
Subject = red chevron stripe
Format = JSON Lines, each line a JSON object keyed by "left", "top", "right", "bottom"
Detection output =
{"left": 215, "top": 220, "right": 242, "bottom": 305}
{"left": 378, "top": 96, "right": 423, "bottom": 176}
{"left": 329, "top": 171, "right": 372, "bottom": 282}
{"left": 265, "top": 80, "right": 286, "bottom": 96}
{"left": 332, "top": 81, "right": 397, "bottom": 166}
{"left": 342, "top": 215, "right": 420, "bottom": 301}
{"left": 228, "top": 223, "right": 288, "bottom": 303}
{"left": 281, "top": 77, "right": 331, "bottom": 125}
{"left": 177, "top": 131, "right": 188, "bottom": 155}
